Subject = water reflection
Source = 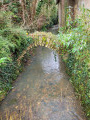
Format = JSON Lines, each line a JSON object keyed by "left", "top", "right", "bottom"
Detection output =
{"left": 0, "top": 47, "right": 86, "bottom": 120}
{"left": 40, "top": 48, "right": 60, "bottom": 73}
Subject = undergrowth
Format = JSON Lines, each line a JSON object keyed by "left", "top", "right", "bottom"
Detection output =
{"left": 57, "top": 8, "right": 90, "bottom": 119}
{"left": 0, "top": 6, "right": 90, "bottom": 120}
{"left": 0, "top": 11, "right": 33, "bottom": 101}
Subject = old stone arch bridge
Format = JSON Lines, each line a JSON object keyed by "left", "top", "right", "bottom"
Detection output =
{"left": 17, "top": 32, "right": 60, "bottom": 65}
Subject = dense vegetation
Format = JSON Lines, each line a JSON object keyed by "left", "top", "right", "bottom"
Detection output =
{"left": 57, "top": 8, "right": 90, "bottom": 118}
{"left": 0, "top": 11, "right": 33, "bottom": 101}
{"left": 0, "top": 0, "right": 58, "bottom": 31}
{"left": 0, "top": 0, "right": 58, "bottom": 101}
{"left": 0, "top": 0, "right": 90, "bottom": 119}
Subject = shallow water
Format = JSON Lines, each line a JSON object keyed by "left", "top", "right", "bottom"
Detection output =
{"left": 47, "top": 24, "right": 58, "bottom": 34}
{"left": 0, "top": 47, "right": 86, "bottom": 120}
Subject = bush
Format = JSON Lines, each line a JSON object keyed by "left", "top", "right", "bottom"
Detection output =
{"left": 36, "top": 0, "right": 58, "bottom": 30}
{"left": 58, "top": 8, "right": 90, "bottom": 119}
{"left": 0, "top": 11, "right": 14, "bottom": 29}
{"left": 0, "top": 10, "right": 33, "bottom": 101}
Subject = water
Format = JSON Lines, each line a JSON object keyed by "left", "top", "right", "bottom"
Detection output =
{"left": 47, "top": 25, "right": 59, "bottom": 34}
{"left": 0, "top": 47, "right": 86, "bottom": 120}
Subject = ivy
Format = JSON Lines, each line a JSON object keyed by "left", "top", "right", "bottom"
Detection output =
{"left": 58, "top": 8, "right": 90, "bottom": 119}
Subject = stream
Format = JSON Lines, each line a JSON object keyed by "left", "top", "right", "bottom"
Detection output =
{"left": 0, "top": 46, "right": 86, "bottom": 120}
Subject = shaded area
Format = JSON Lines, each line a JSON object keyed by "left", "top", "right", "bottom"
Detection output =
{"left": 47, "top": 24, "right": 59, "bottom": 34}
{"left": 0, "top": 47, "right": 86, "bottom": 120}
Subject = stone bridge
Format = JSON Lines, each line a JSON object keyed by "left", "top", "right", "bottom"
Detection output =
{"left": 17, "top": 32, "right": 60, "bottom": 64}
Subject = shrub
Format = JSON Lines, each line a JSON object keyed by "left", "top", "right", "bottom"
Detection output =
{"left": 0, "top": 10, "right": 33, "bottom": 101}
{"left": 58, "top": 8, "right": 90, "bottom": 119}
{"left": 36, "top": 0, "right": 58, "bottom": 30}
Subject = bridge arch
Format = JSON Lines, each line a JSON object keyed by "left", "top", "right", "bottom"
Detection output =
{"left": 17, "top": 32, "right": 59, "bottom": 65}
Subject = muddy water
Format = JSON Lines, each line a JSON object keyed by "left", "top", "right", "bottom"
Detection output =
{"left": 0, "top": 47, "right": 86, "bottom": 120}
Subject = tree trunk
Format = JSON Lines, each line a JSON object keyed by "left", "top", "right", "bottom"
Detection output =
{"left": 61, "top": 0, "right": 65, "bottom": 26}
{"left": 20, "top": 0, "right": 26, "bottom": 26}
